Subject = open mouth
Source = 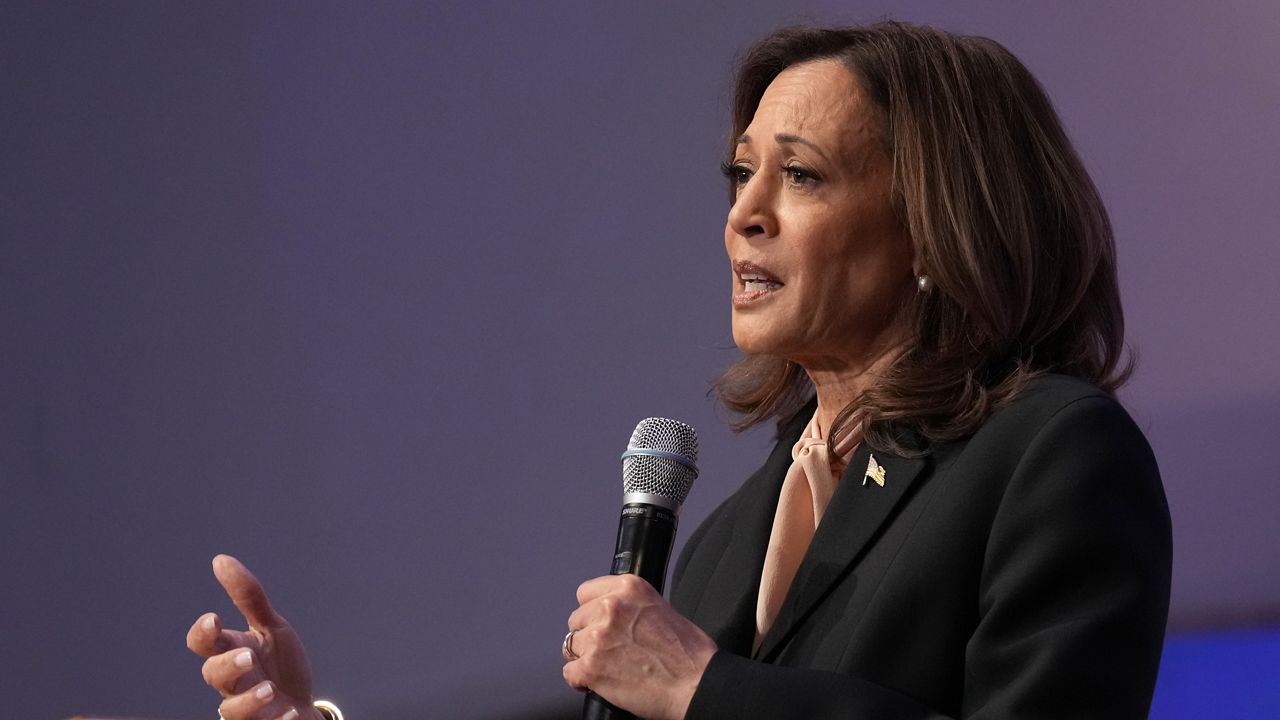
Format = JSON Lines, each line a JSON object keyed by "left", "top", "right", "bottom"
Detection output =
{"left": 733, "top": 259, "right": 784, "bottom": 304}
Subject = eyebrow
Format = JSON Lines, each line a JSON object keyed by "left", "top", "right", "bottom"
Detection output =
{"left": 736, "top": 133, "right": 831, "bottom": 162}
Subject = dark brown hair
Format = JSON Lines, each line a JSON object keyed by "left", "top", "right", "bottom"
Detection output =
{"left": 714, "top": 22, "right": 1131, "bottom": 453}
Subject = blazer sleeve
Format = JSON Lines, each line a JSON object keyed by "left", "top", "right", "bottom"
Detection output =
{"left": 684, "top": 395, "right": 1173, "bottom": 719}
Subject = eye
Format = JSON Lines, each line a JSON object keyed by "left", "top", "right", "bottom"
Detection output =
{"left": 719, "top": 160, "right": 753, "bottom": 186}
{"left": 783, "top": 163, "right": 819, "bottom": 187}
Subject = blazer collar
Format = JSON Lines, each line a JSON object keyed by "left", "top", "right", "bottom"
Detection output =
{"left": 753, "top": 426, "right": 929, "bottom": 661}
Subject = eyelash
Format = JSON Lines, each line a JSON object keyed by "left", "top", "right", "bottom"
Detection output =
{"left": 719, "top": 161, "right": 820, "bottom": 188}
{"left": 783, "top": 164, "right": 819, "bottom": 186}
{"left": 719, "top": 160, "right": 751, "bottom": 185}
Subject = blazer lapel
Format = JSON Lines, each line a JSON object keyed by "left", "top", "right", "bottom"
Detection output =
{"left": 754, "top": 444, "right": 929, "bottom": 661}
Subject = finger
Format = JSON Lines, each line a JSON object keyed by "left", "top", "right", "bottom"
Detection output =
{"left": 563, "top": 624, "right": 598, "bottom": 663}
{"left": 187, "top": 612, "right": 261, "bottom": 657}
{"left": 575, "top": 575, "right": 623, "bottom": 605}
{"left": 571, "top": 577, "right": 649, "bottom": 629}
{"left": 187, "top": 612, "right": 224, "bottom": 656}
{"left": 202, "top": 647, "right": 267, "bottom": 697}
{"left": 217, "top": 680, "right": 283, "bottom": 720}
{"left": 567, "top": 601, "right": 602, "bottom": 632}
{"left": 611, "top": 573, "right": 655, "bottom": 597}
{"left": 563, "top": 657, "right": 590, "bottom": 691}
{"left": 213, "top": 554, "right": 283, "bottom": 630}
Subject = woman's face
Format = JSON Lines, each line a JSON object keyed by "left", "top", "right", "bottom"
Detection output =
{"left": 724, "top": 59, "right": 915, "bottom": 371}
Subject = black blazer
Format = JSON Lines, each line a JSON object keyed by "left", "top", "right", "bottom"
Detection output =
{"left": 670, "top": 375, "right": 1172, "bottom": 719}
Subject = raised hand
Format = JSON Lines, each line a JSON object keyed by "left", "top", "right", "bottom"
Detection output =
{"left": 186, "top": 554, "right": 323, "bottom": 720}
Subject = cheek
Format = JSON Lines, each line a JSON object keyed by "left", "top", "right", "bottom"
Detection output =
{"left": 806, "top": 226, "right": 911, "bottom": 318}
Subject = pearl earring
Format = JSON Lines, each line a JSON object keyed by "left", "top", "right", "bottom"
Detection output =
{"left": 916, "top": 274, "right": 933, "bottom": 292}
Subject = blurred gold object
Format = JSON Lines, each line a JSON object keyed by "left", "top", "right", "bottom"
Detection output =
{"left": 314, "top": 700, "right": 345, "bottom": 720}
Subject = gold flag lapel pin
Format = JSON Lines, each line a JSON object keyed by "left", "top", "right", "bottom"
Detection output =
{"left": 863, "top": 454, "right": 886, "bottom": 487}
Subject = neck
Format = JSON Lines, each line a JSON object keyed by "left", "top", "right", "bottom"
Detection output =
{"left": 800, "top": 347, "right": 903, "bottom": 438}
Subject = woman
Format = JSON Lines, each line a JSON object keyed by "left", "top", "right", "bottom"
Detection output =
{"left": 560, "top": 22, "right": 1170, "bottom": 719}
{"left": 188, "top": 22, "right": 1171, "bottom": 720}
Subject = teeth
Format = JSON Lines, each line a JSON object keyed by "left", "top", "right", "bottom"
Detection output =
{"left": 744, "top": 280, "right": 776, "bottom": 292}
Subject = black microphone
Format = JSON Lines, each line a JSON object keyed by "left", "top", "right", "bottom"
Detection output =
{"left": 582, "top": 417, "right": 700, "bottom": 720}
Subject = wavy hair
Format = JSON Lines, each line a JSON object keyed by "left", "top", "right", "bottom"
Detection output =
{"left": 713, "top": 22, "right": 1131, "bottom": 453}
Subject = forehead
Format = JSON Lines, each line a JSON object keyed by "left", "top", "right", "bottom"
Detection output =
{"left": 747, "top": 59, "right": 878, "bottom": 150}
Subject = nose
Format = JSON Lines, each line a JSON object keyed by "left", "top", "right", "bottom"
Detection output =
{"left": 725, "top": 174, "right": 778, "bottom": 240}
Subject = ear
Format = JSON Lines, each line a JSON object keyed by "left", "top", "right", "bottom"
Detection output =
{"left": 909, "top": 240, "right": 925, "bottom": 279}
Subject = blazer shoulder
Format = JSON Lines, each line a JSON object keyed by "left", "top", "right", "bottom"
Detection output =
{"left": 969, "top": 373, "right": 1140, "bottom": 449}
{"left": 931, "top": 373, "right": 1160, "bottom": 502}
{"left": 999, "top": 373, "right": 1114, "bottom": 419}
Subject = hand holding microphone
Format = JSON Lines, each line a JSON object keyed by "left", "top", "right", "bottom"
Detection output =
{"left": 562, "top": 419, "right": 719, "bottom": 720}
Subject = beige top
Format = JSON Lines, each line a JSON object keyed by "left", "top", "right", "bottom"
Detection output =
{"left": 754, "top": 413, "right": 861, "bottom": 652}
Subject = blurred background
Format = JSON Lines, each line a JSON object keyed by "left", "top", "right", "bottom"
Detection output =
{"left": 2, "top": 1, "right": 1276, "bottom": 718}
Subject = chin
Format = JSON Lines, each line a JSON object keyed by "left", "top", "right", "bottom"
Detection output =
{"left": 731, "top": 320, "right": 788, "bottom": 357}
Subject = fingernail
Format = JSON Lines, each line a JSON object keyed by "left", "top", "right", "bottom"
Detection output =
{"left": 234, "top": 650, "right": 252, "bottom": 668}
{"left": 281, "top": 709, "right": 299, "bottom": 720}
{"left": 202, "top": 615, "right": 216, "bottom": 632}
{"left": 256, "top": 681, "right": 274, "bottom": 700}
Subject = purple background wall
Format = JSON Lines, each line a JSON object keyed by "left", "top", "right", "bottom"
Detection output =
{"left": 2, "top": 2, "right": 1276, "bottom": 718}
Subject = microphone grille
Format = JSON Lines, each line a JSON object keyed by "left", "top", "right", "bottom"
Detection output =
{"left": 622, "top": 417, "right": 699, "bottom": 505}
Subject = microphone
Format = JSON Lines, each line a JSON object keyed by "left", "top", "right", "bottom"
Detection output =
{"left": 582, "top": 417, "right": 699, "bottom": 720}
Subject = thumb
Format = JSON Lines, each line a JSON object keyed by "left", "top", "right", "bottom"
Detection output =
{"left": 212, "top": 554, "right": 283, "bottom": 630}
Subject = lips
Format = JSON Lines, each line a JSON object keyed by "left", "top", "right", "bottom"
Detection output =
{"left": 733, "top": 259, "right": 784, "bottom": 306}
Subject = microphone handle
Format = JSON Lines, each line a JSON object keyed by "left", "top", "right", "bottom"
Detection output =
{"left": 582, "top": 503, "right": 679, "bottom": 720}
{"left": 582, "top": 693, "right": 628, "bottom": 720}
